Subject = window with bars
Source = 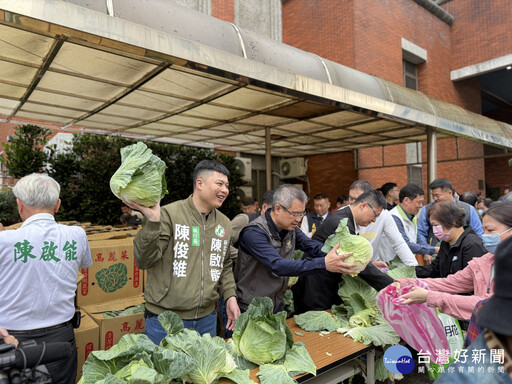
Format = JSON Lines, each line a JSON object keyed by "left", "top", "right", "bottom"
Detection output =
{"left": 403, "top": 59, "right": 418, "bottom": 90}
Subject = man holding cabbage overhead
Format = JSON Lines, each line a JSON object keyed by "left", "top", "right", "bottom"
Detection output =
{"left": 125, "top": 159, "right": 240, "bottom": 345}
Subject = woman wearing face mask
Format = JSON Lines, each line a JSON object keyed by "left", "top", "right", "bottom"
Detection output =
{"left": 390, "top": 203, "right": 512, "bottom": 321}
{"left": 415, "top": 200, "right": 487, "bottom": 279}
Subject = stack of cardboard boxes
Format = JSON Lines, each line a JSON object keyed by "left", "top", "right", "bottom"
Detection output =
{"left": 74, "top": 226, "right": 146, "bottom": 382}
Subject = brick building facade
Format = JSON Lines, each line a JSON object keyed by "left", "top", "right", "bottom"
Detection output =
{"left": 1, "top": 0, "right": 511, "bottom": 208}
{"left": 278, "top": 0, "right": 512, "bottom": 207}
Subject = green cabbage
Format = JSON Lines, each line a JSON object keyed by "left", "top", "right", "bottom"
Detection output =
{"left": 321, "top": 218, "right": 373, "bottom": 275}
{"left": 232, "top": 297, "right": 294, "bottom": 365}
{"left": 110, "top": 142, "right": 168, "bottom": 207}
{"left": 162, "top": 329, "right": 237, "bottom": 384}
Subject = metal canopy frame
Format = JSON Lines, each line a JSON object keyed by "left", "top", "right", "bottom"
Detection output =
{"left": 1, "top": 0, "right": 512, "bottom": 190}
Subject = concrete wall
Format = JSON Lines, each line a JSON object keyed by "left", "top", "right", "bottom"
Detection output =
{"left": 235, "top": 0, "right": 282, "bottom": 41}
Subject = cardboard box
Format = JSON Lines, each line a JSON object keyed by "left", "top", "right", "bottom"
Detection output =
{"left": 74, "top": 311, "right": 100, "bottom": 383}
{"left": 82, "top": 296, "right": 145, "bottom": 350}
{"left": 78, "top": 237, "right": 142, "bottom": 306}
{"left": 86, "top": 228, "right": 140, "bottom": 241}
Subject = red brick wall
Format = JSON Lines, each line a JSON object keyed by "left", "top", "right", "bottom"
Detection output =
{"left": 436, "top": 158, "right": 485, "bottom": 196}
{"left": 357, "top": 137, "right": 485, "bottom": 196}
{"left": 281, "top": 0, "right": 496, "bottom": 199}
{"left": 282, "top": 0, "right": 355, "bottom": 68}
{"left": 442, "top": 0, "right": 512, "bottom": 69}
{"left": 305, "top": 151, "right": 357, "bottom": 211}
{"left": 282, "top": 0, "right": 482, "bottom": 110}
{"left": 212, "top": 0, "right": 234, "bottom": 22}
{"left": 484, "top": 156, "right": 512, "bottom": 198}
{"left": 359, "top": 166, "right": 409, "bottom": 192}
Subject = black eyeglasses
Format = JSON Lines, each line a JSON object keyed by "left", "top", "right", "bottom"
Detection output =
{"left": 281, "top": 205, "right": 306, "bottom": 218}
{"left": 367, "top": 202, "right": 380, "bottom": 218}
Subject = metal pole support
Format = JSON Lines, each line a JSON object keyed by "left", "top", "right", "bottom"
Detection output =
{"left": 427, "top": 127, "right": 437, "bottom": 203}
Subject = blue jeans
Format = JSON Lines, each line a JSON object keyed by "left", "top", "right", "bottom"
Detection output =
{"left": 218, "top": 297, "right": 233, "bottom": 338}
{"left": 145, "top": 309, "right": 217, "bottom": 345}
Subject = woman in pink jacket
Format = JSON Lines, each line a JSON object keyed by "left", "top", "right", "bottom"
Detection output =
{"left": 392, "top": 203, "right": 512, "bottom": 321}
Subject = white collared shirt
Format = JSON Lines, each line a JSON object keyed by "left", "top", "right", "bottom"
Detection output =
{"left": 357, "top": 209, "right": 417, "bottom": 266}
{"left": 0, "top": 213, "right": 92, "bottom": 330}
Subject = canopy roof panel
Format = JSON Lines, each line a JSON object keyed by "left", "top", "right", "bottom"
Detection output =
{"left": 0, "top": 0, "right": 511, "bottom": 157}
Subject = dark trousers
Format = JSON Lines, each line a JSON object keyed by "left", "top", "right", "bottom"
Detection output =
{"left": 8, "top": 322, "right": 77, "bottom": 384}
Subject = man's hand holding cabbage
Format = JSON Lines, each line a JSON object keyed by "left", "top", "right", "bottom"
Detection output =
{"left": 324, "top": 243, "right": 358, "bottom": 274}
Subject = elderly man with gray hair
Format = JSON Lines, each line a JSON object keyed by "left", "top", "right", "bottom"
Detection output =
{"left": 235, "top": 184, "right": 357, "bottom": 312}
{"left": 0, "top": 173, "right": 92, "bottom": 384}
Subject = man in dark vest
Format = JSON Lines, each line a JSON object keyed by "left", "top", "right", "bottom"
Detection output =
{"left": 417, "top": 178, "right": 483, "bottom": 264}
{"left": 293, "top": 189, "right": 394, "bottom": 315}
{"left": 235, "top": 184, "right": 357, "bottom": 312}
{"left": 300, "top": 193, "right": 332, "bottom": 238}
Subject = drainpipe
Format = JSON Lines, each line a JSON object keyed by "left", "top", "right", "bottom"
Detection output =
{"left": 412, "top": 0, "right": 454, "bottom": 25}
{"left": 427, "top": 127, "right": 437, "bottom": 203}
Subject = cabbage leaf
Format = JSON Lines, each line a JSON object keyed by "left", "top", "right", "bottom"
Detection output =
{"left": 257, "top": 364, "right": 295, "bottom": 384}
{"left": 110, "top": 142, "right": 167, "bottom": 207}
{"left": 80, "top": 334, "right": 193, "bottom": 384}
{"left": 282, "top": 342, "right": 316, "bottom": 377}
{"left": 386, "top": 265, "right": 417, "bottom": 280}
{"left": 349, "top": 308, "right": 376, "bottom": 328}
{"left": 322, "top": 218, "right": 373, "bottom": 275}
{"left": 220, "top": 369, "right": 256, "bottom": 384}
{"left": 345, "top": 322, "right": 400, "bottom": 346}
{"left": 338, "top": 275, "right": 378, "bottom": 309}
{"left": 294, "top": 311, "right": 342, "bottom": 332}
{"left": 375, "top": 355, "right": 404, "bottom": 381}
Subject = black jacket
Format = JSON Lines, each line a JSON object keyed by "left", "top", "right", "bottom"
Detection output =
{"left": 416, "top": 226, "right": 486, "bottom": 278}
{"left": 292, "top": 206, "right": 394, "bottom": 314}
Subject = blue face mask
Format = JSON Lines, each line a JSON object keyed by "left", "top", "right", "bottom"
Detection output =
{"left": 482, "top": 227, "right": 512, "bottom": 254}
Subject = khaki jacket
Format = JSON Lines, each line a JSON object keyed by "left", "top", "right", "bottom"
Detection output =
{"left": 134, "top": 195, "right": 235, "bottom": 319}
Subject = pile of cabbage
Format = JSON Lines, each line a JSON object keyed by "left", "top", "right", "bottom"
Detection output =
{"left": 110, "top": 142, "right": 168, "bottom": 207}
{"left": 321, "top": 218, "right": 373, "bottom": 275}
{"left": 79, "top": 297, "right": 316, "bottom": 384}
{"left": 294, "top": 261, "right": 417, "bottom": 381}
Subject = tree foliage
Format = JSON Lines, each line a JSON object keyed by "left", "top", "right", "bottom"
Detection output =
{"left": 49, "top": 134, "right": 243, "bottom": 224}
{"left": 0, "top": 124, "right": 51, "bottom": 178}
{"left": 0, "top": 188, "right": 18, "bottom": 226}
{"left": 1, "top": 125, "right": 244, "bottom": 224}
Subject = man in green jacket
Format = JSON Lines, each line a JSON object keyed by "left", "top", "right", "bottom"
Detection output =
{"left": 126, "top": 160, "right": 240, "bottom": 344}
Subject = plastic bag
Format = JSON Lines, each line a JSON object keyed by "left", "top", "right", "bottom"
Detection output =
{"left": 425, "top": 310, "right": 464, "bottom": 379}
{"left": 376, "top": 281, "right": 450, "bottom": 363}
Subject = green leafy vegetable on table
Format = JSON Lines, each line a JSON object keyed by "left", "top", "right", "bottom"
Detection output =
{"left": 80, "top": 297, "right": 316, "bottom": 384}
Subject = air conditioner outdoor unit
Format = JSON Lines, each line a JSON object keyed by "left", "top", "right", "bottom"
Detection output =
{"left": 279, "top": 157, "right": 307, "bottom": 179}
{"left": 235, "top": 157, "right": 252, "bottom": 182}
{"left": 238, "top": 186, "right": 253, "bottom": 199}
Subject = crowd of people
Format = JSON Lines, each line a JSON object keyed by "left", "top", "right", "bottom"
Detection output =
{"left": 1, "top": 165, "right": 511, "bottom": 383}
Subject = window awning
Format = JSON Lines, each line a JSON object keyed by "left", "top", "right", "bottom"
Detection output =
{"left": 0, "top": 0, "right": 511, "bottom": 158}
